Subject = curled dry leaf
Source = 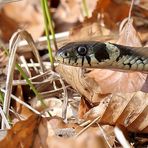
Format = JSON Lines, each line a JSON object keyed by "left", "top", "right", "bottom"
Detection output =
{"left": 84, "top": 92, "right": 148, "bottom": 133}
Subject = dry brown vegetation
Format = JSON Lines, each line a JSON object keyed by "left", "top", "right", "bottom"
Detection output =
{"left": 0, "top": 0, "right": 148, "bottom": 147}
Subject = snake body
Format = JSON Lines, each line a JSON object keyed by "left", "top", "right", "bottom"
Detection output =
{"left": 56, "top": 41, "right": 148, "bottom": 73}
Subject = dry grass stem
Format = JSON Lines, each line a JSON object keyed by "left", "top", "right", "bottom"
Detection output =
{"left": 0, "top": 107, "right": 10, "bottom": 129}
{"left": 98, "top": 124, "right": 112, "bottom": 148}
{"left": 75, "top": 116, "right": 101, "bottom": 138}
{"left": 1, "top": 89, "right": 42, "bottom": 116}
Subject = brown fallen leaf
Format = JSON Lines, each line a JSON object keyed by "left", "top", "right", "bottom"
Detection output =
{"left": 90, "top": 0, "right": 148, "bottom": 30}
{"left": 84, "top": 92, "right": 148, "bottom": 133}
{"left": 91, "top": 0, "right": 130, "bottom": 29}
{"left": 3, "top": 0, "right": 44, "bottom": 41}
{"left": 78, "top": 96, "right": 92, "bottom": 119}
{"left": 0, "top": 115, "right": 41, "bottom": 148}
{"left": 53, "top": 0, "right": 97, "bottom": 32}
{"left": 37, "top": 117, "right": 115, "bottom": 147}
{"left": 14, "top": 84, "right": 34, "bottom": 118}
{"left": 0, "top": 115, "right": 115, "bottom": 147}
{"left": 69, "top": 22, "right": 113, "bottom": 42}
{"left": 0, "top": 10, "right": 18, "bottom": 43}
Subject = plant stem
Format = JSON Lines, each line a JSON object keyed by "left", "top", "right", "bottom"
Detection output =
{"left": 15, "top": 63, "right": 46, "bottom": 107}
{"left": 41, "top": 0, "right": 54, "bottom": 70}
{"left": 44, "top": 0, "right": 58, "bottom": 51}
{"left": 3, "top": 48, "right": 49, "bottom": 113}
{"left": 82, "top": 0, "right": 89, "bottom": 17}
{"left": 0, "top": 89, "right": 4, "bottom": 104}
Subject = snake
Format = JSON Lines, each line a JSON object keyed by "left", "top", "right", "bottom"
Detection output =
{"left": 55, "top": 41, "right": 148, "bottom": 73}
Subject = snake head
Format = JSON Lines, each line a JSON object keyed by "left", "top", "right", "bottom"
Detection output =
{"left": 56, "top": 41, "right": 120, "bottom": 68}
{"left": 56, "top": 41, "right": 94, "bottom": 67}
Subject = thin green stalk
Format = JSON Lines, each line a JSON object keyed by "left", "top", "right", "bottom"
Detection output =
{"left": 16, "top": 63, "right": 51, "bottom": 116}
{"left": 43, "top": 0, "right": 58, "bottom": 51}
{"left": 41, "top": 0, "right": 54, "bottom": 70}
{"left": 15, "top": 63, "right": 46, "bottom": 107}
{"left": 82, "top": 0, "right": 89, "bottom": 17}
{"left": 0, "top": 89, "right": 4, "bottom": 104}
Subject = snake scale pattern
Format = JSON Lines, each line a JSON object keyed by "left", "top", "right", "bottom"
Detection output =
{"left": 56, "top": 41, "right": 148, "bottom": 73}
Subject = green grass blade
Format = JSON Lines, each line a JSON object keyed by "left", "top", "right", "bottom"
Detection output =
{"left": 41, "top": 0, "right": 54, "bottom": 70}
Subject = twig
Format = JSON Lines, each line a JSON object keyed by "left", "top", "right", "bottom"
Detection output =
{"left": 98, "top": 124, "right": 112, "bottom": 148}
{"left": 1, "top": 89, "right": 43, "bottom": 116}
{"left": 75, "top": 116, "right": 101, "bottom": 138}
{"left": 59, "top": 77, "right": 68, "bottom": 120}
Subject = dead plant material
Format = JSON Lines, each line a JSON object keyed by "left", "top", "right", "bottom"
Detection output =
{"left": 0, "top": 115, "right": 115, "bottom": 148}
{"left": 3, "top": 0, "right": 44, "bottom": 41}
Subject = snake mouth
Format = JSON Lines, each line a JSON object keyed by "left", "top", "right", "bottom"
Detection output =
{"left": 55, "top": 55, "right": 64, "bottom": 63}
{"left": 55, "top": 53, "right": 70, "bottom": 65}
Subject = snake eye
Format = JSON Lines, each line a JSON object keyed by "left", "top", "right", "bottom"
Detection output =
{"left": 77, "top": 46, "right": 87, "bottom": 56}
{"left": 64, "top": 52, "right": 68, "bottom": 56}
{"left": 62, "top": 51, "right": 69, "bottom": 58}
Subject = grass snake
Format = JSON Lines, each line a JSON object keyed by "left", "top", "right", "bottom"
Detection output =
{"left": 56, "top": 41, "right": 148, "bottom": 73}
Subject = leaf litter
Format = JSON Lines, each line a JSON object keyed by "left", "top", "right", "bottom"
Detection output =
{"left": 0, "top": 0, "right": 148, "bottom": 147}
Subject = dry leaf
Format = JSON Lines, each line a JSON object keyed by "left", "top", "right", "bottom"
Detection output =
{"left": 91, "top": 0, "right": 130, "bottom": 29}
{"left": 0, "top": 115, "right": 114, "bottom": 147}
{"left": 78, "top": 97, "right": 92, "bottom": 118}
{"left": 89, "top": 0, "right": 148, "bottom": 30}
{"left": 53, "top": 0, "right": 97, "bottom": 32}
{"left": 14, "top": 84, "right": 34, "bottom": 119}
{"left": 54, "top": 0, "right": 83, "bottom": 23}
{"left": 0, "top": 10, "right": 18, "bottom": 42}
{"left": 3, "top": 0, "right": 44, "bottom": 41}
{"left": 84, "top": 92, "right": 148, "bottom": 133}
{"left": 69, "top": 22, "right": 112, "bottom": 42}
{"left": 0, "top": 115, "right": 41, "bottom": 148}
